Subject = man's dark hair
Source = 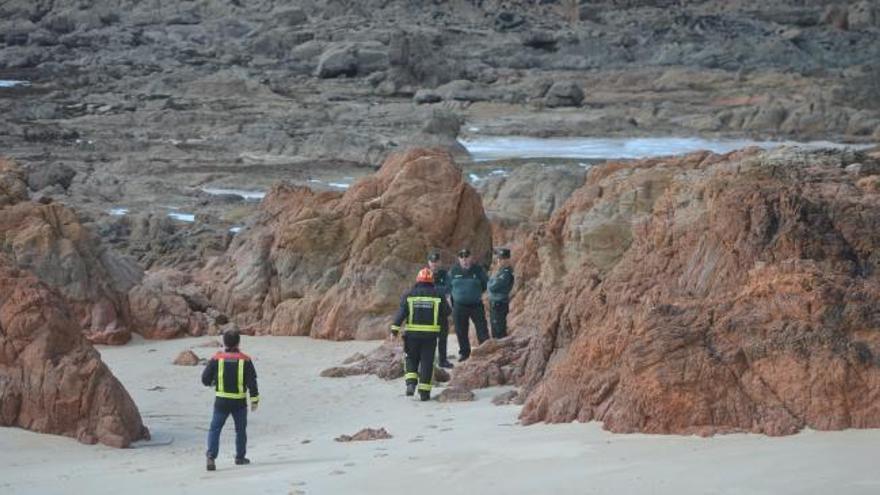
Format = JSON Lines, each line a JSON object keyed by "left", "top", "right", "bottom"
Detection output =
{"left": 223, "top": 330, "right": 241, "bottom": 350}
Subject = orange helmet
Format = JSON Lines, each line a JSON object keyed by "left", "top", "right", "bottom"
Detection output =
{"left": 416, "top": 268, "right": 434, "bottom": 284}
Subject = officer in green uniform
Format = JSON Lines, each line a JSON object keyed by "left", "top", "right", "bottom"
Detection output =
{"left": 427, "top": 251, "right": 454, "bottom": 368}
{"left": 391, "top": 268, "right": 451, "bottom": 401}
{"left": 488, "top": 247, "right": 515, "bottom": 339}
{"left": 449, "top": 248, "right": 489, "bottom": 361}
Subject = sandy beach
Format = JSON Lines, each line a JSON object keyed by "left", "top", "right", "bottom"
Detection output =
{"left": 2, "top": 335, "right": 880, "bottom": 495}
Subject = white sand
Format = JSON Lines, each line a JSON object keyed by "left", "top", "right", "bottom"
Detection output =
{"left": 2, "top": 335, "right": 880, "bottom": 495}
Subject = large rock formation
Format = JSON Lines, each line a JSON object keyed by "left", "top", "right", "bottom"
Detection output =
{"left": 0, "top": 253, "right": 149, "bottom": 447}
{"left": 1, "top": 157, "right": 214, "bottom": 343}
{"left": 0, "top": 159, "right": 141, "bottom": 344}
{"left": 202, "top": 148, "right": 492, "bottom": 339}
{"left": 456, "top": 147, "right": 880, "bottom": 436}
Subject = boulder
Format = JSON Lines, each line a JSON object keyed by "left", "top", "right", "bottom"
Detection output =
{"left": 26, "top": 162, "right": 76, "bottom": 191}
{"left": 173, "top": 350, "right": 201, "bottom": 366}
{"left": 0, "top": 254, "right": 149, "bottom": 447}
{"left": 129, "top": 270, "right": 213, "bottom": 340}
{"left": 203, "top": 149, "right": 492, "bottom": 339}
{"left": 315, "top": 42, "right": 389, "bottom": 78}
{"left": 543, "top": 81, "right": 584, "bottom": 108}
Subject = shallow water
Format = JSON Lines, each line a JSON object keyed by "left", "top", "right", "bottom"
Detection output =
{"left": 201, "top": 187, "right": 266, "bottom": 201}
{"left": 460, "top": 136, "right": 871, "bottom": 161}
{"left": 167, "top": 212, "right": 195, "bottom": 223}
{"left": 0, "top": 80, "right": 30, "bottom": 88}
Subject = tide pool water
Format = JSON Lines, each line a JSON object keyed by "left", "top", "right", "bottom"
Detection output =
{"left": 460, "top": 136, "right": 871, "bottom": 162}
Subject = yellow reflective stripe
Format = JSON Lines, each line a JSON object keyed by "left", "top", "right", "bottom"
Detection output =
{"left": 404, "top": 372, "right": 419, "bottom": 380}
{"left": 251, "top": 396, "right": 260, "bottom": 403}
{"left": 217, "top": 359, "right": 225, "bottom": 393}
{"left": 216, "top": 391, "right": 247, "bottom": 399}
{"left": 406, "top": 324, "right": 440, "bottom": 332}
{"left": 417, "top": 383, "right": 432, "bottom": 391}
{"left": 237, "top": 359, "right": 245, "bottom": 395}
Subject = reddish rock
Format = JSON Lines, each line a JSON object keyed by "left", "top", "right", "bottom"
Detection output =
{"left": 436, "top": 386, "right": 475, "bottom": 402}
{"left": 0, "top": 254, "right": 149, "bottom": 447}
{"left": 129, "top": 269, "right": 212, "bottom": 339}
{"left": 203, "top": 148, "right": 492, "bottom": 339}
{"left": 334, "top": 427, "right": 392, "bottom": 442}
{"left": 0, "top": 159, "right": 143, "bottom": 344}
{"left": 492, "top": 390, "right": 520, "bottom": 406}
{"left": 0, "top": 158, "right": 28, "bottom": 206}
{"left": 321, "top": 341, "right": 404, "bottom": 379}
{"left": 473, "top": 148, "right": 880, "bottom": 435}
{"left": 173, "top": 350, "right": 201, "bottom": 366}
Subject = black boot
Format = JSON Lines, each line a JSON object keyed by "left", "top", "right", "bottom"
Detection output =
{"left": 206, "top": 456, "right": 216, "bottom": 472}
{"left": 405, "top": 382, "right": 416, "bottom": 396}
{"left": 419, "top": 390, "right": 430, "bottom": 401}
{"left": 235, "top": 457, "right": 251, "bottom": 465}
{"left": 439, "top": 360, "right": 454, "bottom": 369}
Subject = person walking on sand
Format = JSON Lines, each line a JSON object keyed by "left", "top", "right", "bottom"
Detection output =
{"left": 449, "top": 248, "right": 489, "bottom": 362}
{"left": 202, "top": 329, "right": 260, "bottom": 471}
{"left": 427, "top": 251, "right": 455, "bottom": 369}
{"left": 391, "top": 268, "right": 451, "bottom": 401}
{"left": 488, "top": 247, "right": 515, "bottom": 339}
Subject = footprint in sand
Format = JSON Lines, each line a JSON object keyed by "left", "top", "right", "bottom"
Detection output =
{"left": 374, "top": 453, "right": 389, "bottom": 458}
{"left": 344, "top": 462, "right": 356, "bottom": 467}
{"left": 442, "top": 418, "right": 454, "bottom": 422}
{"left": 330, "top": 470, "right": 346, "bottom": 475}
{"left": 426, "top": 424, "right": 438, "bottom": 429}
{"left": 408, "top": 436, "right": 424, "bottom": 443}
{"left": 440, "top": 428, "right": 453, "bottom": 432}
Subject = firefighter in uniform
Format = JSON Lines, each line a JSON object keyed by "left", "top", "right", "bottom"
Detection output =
{"left": 427, "top": 251, "right": 454, "bottom": 368}
{"left": 201, "top": 330, "right": 260, "bottom": 471}
{"left": 449, "top": 248, "right": 489, "bottom": 361}
{"left": 488, "top": 247, "right": 515, "bottom": 339}
{"left": 391, "top": 268, "right": 451, "bottom": 401}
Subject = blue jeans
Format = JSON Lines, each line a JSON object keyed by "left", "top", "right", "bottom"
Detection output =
{"left": 206, "top": 402, "right": 247, "bottom": 460}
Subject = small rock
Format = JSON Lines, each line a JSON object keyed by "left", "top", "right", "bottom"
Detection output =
{"left": 173, "top": 350, "right": 200, "bottom": 366}
{"left": 433, "top": 366, "right": 451, "bottom": 383}
{"left": 491, "top": 390, "right": 519, "bottom": 406}
{"left": 413, "top": 89, "right": 442, "bottom": 104}
{"left": 334, "top": 427, "right": 393, "bottom": 442}
{"left": 436, "top": 386, "right": 475, "bottom": 402}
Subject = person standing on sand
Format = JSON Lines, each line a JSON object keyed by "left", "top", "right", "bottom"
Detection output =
{"left": 391, "top": 268, "right": 451, "bottom": 401}
{"left": 427, "top": 251, "right": 455, "bottom": 369}
{"left": 201, "top": 330, "right": 260, "bottom": 471}
{"left": 488, "top": 247, "right": 515, "bottom": 339}
{"left": 449, "top": 248, "right": 489, "bottom": 362}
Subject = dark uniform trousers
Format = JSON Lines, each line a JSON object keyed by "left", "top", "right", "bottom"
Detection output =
{"left": 489, "top": 301, "right": 509, "bottom": 339}
{"left": 404, "top": 334, "right": 438, "bottom": 392}
{"left": 453, "top": 302, "right": 489, "bottom": 359}
{"left": 437, "top": 314, "right": 451, "bottom": 362}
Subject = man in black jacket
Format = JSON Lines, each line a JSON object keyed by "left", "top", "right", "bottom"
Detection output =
{"left": 449, "top": 248, "right": 489, "bottom": 361}
{"left": 201, "top": 330, "right": 259, "bottom": 471}
{"left": 391, "top": 268, "right": 451, "bottom": 401}
{"left": 427, "top": 251, "right": 454, "bottom": 369}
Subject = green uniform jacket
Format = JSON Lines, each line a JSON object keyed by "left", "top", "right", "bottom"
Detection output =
{"left": 449, "top": 264, "right": 488, "bottom": 305}
{"left": 488, "top": 266, "right": 515, "bottom": 303}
